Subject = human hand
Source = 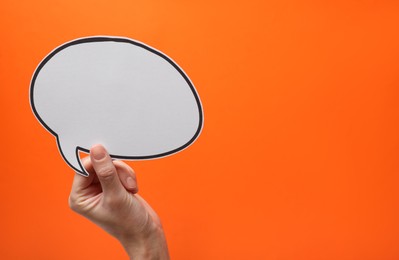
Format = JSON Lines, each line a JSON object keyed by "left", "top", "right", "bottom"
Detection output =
{"left": 69, "top": 144, "right": 169, "bottom": 260}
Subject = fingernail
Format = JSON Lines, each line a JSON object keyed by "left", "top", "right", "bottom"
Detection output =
{"left": 126, "top": 177, "right": 135, "bottom": 189}
{"left": 92, "top": 145, "right": 106, "bottom": 160}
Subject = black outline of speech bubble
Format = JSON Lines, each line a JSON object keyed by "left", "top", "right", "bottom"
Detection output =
{"left": 30, "top": 36, "right": 204, "bottom": 176}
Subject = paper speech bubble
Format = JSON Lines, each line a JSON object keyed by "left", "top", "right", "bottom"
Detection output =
{"left": 30, "top": 36, "right": 203, "bottom": 176}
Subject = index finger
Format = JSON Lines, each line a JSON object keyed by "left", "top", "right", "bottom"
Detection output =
{"left": 70, "top": 156, "right": 96, "bottom": 196}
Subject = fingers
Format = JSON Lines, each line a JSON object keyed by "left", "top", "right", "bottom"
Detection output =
{"left": 72, "top": 147, "right": 138, "bottom": 195}
{"left": 90, "top": 144, "right": 124, "bottom": 198}
{"left": 71, "top": 156, "right": 96, "bottom": 191}
{"left": 69, "top": 156, "right": 98, "bottom": 211}
{"left": 113, "top": 160, "right": 138, "bottom": 194}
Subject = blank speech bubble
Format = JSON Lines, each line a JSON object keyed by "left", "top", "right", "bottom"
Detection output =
{"left": 30, "top": 36, "right": 203, "bottom": 176}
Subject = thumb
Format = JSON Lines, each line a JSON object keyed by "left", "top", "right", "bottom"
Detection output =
{"left": 90, "top": 144, "right": 123, "bottom": 197}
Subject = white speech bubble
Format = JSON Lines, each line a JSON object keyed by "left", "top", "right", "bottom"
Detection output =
{"left": 30, "top": 36, "right": 203, "bottom": 176}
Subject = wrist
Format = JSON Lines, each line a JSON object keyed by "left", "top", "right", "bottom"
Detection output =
{"left": 119, "top": 225, "right": 170, "bottom": 260}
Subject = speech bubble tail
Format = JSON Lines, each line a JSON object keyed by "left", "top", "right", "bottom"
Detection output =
{"left": 56, "top": 138, "right": 88, "bottom": 177}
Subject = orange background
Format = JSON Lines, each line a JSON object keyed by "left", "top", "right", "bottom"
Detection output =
{"left": 1, "top": 0, "right": 399, "bottom": 259}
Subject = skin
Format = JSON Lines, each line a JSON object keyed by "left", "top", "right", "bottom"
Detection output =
{"left": 69, "top": 144, "right": 170, "bottom": 260}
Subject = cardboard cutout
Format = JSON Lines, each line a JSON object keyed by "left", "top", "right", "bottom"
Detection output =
{"left": 30, "top": 36, "right": 203, "bottom": 176}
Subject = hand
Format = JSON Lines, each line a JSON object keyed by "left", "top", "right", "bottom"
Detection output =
{"left": 69, "top": 144, "right": 170, "bottom": 260}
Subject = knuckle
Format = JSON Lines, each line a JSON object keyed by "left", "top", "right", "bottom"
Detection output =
{"left": 129, "top": 170, "right": 137, "bottom": 180}
{"left": 126, "top": 165, "right": 135, "bottom": 175}
{"left": 97, "top": 166, "right": 115, "bottom": 180}
{"left": 68, "top": 195, "right": 87, "bottom": 214}
{"left": 114, "top": 161, "right": 136, "bottom": 177}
